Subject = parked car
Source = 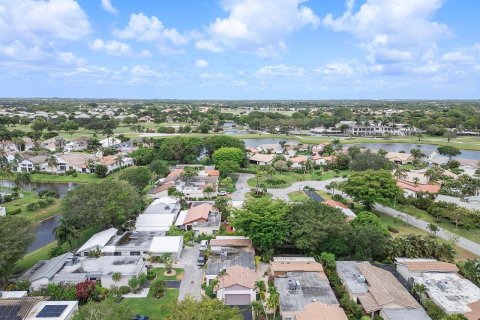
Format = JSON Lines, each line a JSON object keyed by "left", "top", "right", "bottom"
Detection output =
{"left": 197, "top": 253, "right": 206, "bottom": 266}
{"left": 199, "top": 240, "right": 209, "bottom": 251}
{"left": 218, "top": 191, "right": 228, "bottom": 196}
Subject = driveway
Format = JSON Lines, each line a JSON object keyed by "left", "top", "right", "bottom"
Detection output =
{"left": 270, "top": 178, "right": 345, "bottom": 201}
{"left": 177, "top": 244, "right": 203, "bottom": 301}
{"left": 232, "top": 173, "right": 254, "bottom": 201}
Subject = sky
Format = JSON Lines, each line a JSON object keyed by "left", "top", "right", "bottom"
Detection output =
{"left": 0, "top": 0, "right": 479, "bottom": 99}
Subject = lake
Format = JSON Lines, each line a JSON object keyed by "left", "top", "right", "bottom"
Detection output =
{"left": 243, "top": 138, "right": 299, "bottom": 147}
{"left": 0, "top": 181, "right": 78, "bottom": 253}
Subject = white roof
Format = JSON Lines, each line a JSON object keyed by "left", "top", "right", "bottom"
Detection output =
{"left": 77, "top": 228, "right": 117, "bottom": 253}
{"left": 149, "top": 236, "right": 183, "bottom": 254}
{"left": 435, "top": 194, "right": 480, "bottom": 211}
{"left": 0, "top": 291, "right": 27, "bottom": 298}
{"left": 25, "top": 300, "right": 78, "bottom": 320}
{"left": 340, "top": 207, "right": 357, "bottom": 219}
{"left": 135, "top": 214, "right": 175, "bottom": 231}
{"left": 152, "top": 196, "right": 178, "bottom": 205}
{"left": 413, "top": 272, "right": 480, "bottom": 314}
{"left": 175, "top": 210, "right": 188, "bottom": 226}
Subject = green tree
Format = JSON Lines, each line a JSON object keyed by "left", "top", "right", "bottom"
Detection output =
{"left": 130, "top": 147, "right": 157, "bottom": 165}
{"left": 73, "top": 298, "right": 134, "bottom": 320}
{"left": 14, "top": 171, "right": 32, "bottom": 189}
{"left": 443, "top": 131, "right": 457, "bottom": 142}
{"left": 288, "top": 201, "right": 351, "bottom": 256}
{"left": 212, "top": 147, "right": 245, "bottom": 166}
{"left": 216, "top": 160, "right": 240, "bottom": 176}
{"left": 119, "top": 167, "right": 152, "bottom": 192}
{"left": 54, "top": 217, "right": 79, "bottom": 250}
{"left": 231, "top": 198, "right": 290, "bottom": 260}
{"left": 94, "top": 164, "right": 108, "bottom": 178}
{"left": 350, "top": 150, "right": 391, "bottom": 171}
{"left": 437, "top": 146, "right": 461, "bottom": 160}
{"left": 351, "top": 211, "right": 389, "bottom": 235}
{"left": 204, "top": 136, "right": 245, "bottom": 156}
{"left": 47, "top": 155, "right": 58, "bottom": 173}
{"left": 350, "top": 224, "right": 389, "bottom": 260}
{"left": 148, "top": 160, "right": 169, "bottom": 177}
{"left": 112, "top": 272, "right": 122, "bottom": 286}
{"left": 167, "top": 297, "right": 243, "bottom": 320}
{"left": 427, "top": 223, "right": 440, "bottom": 235}
{"left": 62, "top": 180, "right": 144, "bottom": 230}
{"left": 150, "top": 278, "right": 166, "bottom": 299}
{"left": 63, "top": 121, "right": 80, "bottom": 136}
{"left": 0, "top": 216, "right": 34, "bottom": 284}
{"left": 344, "top": 170, "right": 402, "bottom": 209}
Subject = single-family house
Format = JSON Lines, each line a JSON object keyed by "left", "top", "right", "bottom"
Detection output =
{"left": 98, "top": 155, "right": 133, "bottom": 173}
{"left": 412, "top": 272, "right": 480, "bottom": 319}
{"left": 434, "top": 194, "right": 480, "bottom": 211}
{"left": 23, "top": 253, "right": 74, "bottom": 290}
{"left": 288, "top": 156, "right": 309, "bottom": 169}
{"left": 64, "top": 137, "right": 89, "bottom": 152}
{"left": 55, "top": 153, "right": 96, "bottom": 173}
{"left": 322, "top": 200, "right": 356, "bottom": 220}
{"left": 336, "top": 261, "right": 427, "bottom": 318}
{"left": 214, "top": 265, "right": 257, "bottom": 306}
{"left": 395, "top": 258, "right": 459, "bottom": 283}
{"left": 257, "top": 143, "right": 283, "bottom": 154}
{"left": 148, "top": 236, "right": 183, "bottom": 259}
{"left": 147, "top": 182, "right": 175, "bottom": 199}
{"left": 135, "top": 214, "right": 175, "bottom": 232}
{"left": 457, "top": 159, "right": 480, "bottom": 177}
{"left": 385, "top": 152, "right": 414, "bottom": 165}
{"left": 275, "top": 271, "right": 339, "bottom": 320}
{"left": 16, "top": 155, "right": 48, "bottom": 172}
{"left": 209, "top": 236, "right": 253, "bottom": 253}
{"left": 249, "top": 153, "right": 275, "bottom": 165}
{"left": 396, "top": 180, "right": 440, "bottom": 198}
{"left": 175, "top": 203, "right": 221, "bottom": 235}
{"left": 270, "top": 257, "right": 326, "bottom": 278}
{"left": 99, "top": 137, "right": 120, "bottom": 148}
{"left": 76, "top": 228, "right": 118, "bottom": 257}
{"left": 41, "top": 137, "right": 60, "bottom": 151}
{"left": 101, "top": 231, "right": 164, "bottom": 257}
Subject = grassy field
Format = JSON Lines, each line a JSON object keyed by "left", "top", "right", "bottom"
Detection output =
{"left": 30, "top": 173, "right": 99, "bottom": 184}
{"left": 122, "top": 288, "right": 179, "bottom": 320}
{"left": 287, "top": 191, "right": 310, "bottom": 202}
{"left": 393, "top": 203, "right": 480, "bottom": 244}
{"left": 150, "top": 268, "right": 184, "bottom": 281}
{"left": 5, "top": 191, "right": 63, "bottom": 222}
{"left": 246, "top": 170, "right": 349, "bottom": 189}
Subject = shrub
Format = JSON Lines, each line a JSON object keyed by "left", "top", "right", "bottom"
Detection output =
{"left": 150, "top": 279, "right": 166, "bottom": 299}
{"left": 37, "top": 200, "right": 49, "bottom": 208}
{"left": 26, "top": 203, "right": 37, "bottom": 211}
{"left": 49, "top": 246, "right": 68, "bottom": 258}
{"left": 423, "top": 299, "right": 447, "bottom": 320}
{"left": 65, "top": 169, "right": 76, "bottom": 176}
{"left": 3, "top": 195, "right": 13, "bottom": 202}
{"left": 38, "top": 189, "right": 59, "bottom": 198}
{"left": 7, "top": 207, "right": 21, "bottom": 215}
{"left": 119, "top": 286, "right": 130, "bottom": 294}
{"left": 388, "top": 225, "right": 399, "bottom": 233}
{"left": 72, "top": 172, "right": 78, "bottom": 177}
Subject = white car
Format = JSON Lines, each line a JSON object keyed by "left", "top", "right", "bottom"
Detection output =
{"left": 218, "top": 191, "right": 228, "bottom": 196}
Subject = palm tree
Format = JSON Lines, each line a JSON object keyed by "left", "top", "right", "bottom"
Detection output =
{"left": 267, "top": 286, "right": 279, "bottom": 319}
{"left": 203, "top": 185, "right": 215, "bottom": 198}
{"left": 411, "top": 283, "right": 426, "bottom": 301}
{"left": 413, "top": 177, "right": 420, "bottom": 185}
{"left": 47, "top": 156, "right": 58, "bottom": 173}
{"left": 394, "top": 168, "right": 407, "bottom": 181}
{"left": 14, "top": 171, "right": 32, "bottom": 190}
{"left": 54, "top": 217, "right": 79, "bottom": 251}
{"left": 0, "top": 164, "right": 15, "bottom": 188}
{"left": 115, "top": 155, "right": 124, "bottom": 168}
{"left": 164, "top": 255, "right": 174, "bottom": 274}
{"left": 112, "top": 272, "right": 122, "bottom": 286}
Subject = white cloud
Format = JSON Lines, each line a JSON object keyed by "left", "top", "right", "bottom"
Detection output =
{"left": 90, "top": 39, "right": 132, "bottom": 56}
{"left": 323, "top": 0, "right": 449, "bottom": 70}
{"left": 256, "top": 64, "right": 305, "bottom": 77}
{"left": 314, "top": 63, "right": 354, "bottom": 77}
{"left": 114, "top": 13, "right": 187, "bottom": 45}
{"left": 101, "top": 0, "right": 118, "bottom": 15}
{"left": 200, "top": 72, "right": 229, "bottom": 80}
{"left": 0, "top": 0, "right": 90, "bottom": 43}
{"left": 195, "top": 59, "right": 209, "bottom": 68}
{"left": 197, "top": 0, "right": 319, "bottom": 56}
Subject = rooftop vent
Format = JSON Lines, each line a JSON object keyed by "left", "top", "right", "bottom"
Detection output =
{"left": 356, "top": 275, "right": 366, "bottom": 283}
{"left": 288, "top": 279, "right": 297, "bottom": 292}
{"left": 130, "top": 232, "right": 140, "bottom": 240}
{"left": 220, "top": 251, "right": 228, "bottom": 260}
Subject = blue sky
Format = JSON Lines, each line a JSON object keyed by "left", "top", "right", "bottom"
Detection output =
{"left": 0, "top": 0, "right": 479, "bottom": 99}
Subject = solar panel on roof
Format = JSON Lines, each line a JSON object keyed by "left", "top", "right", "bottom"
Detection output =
{"left": 0, "top": 305, "right": 21, "bottom": 320}
{"left": 37, "top": 305, "right": 68, "bottom": 318}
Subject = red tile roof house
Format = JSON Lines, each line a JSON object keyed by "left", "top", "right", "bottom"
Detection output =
{"left": 396, "top": 180, "right": 440, "bottom": 198}
{"left": 175, "top": 203, "right": 221, "bottom": 235}
{"left": 322, "top": 200, "right": 356, "bottom": 221}
{"left": 214, "top": 265, "right": 257, "bottom": 306}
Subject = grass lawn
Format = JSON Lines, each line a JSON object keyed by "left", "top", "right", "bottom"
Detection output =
{"left": 30, "top": 173, "right": 99, "bottom": 184}
{"left": 122, "top": 288, "right": 179, "bottom": 320}
{"left": 393, "top": 203, "right": 480, "bottom": 244}
{"left": 150, "top": 268, "right": 184, "bottom": 281}
{"left": 288, "top": 191, "right": 310, "bottom": 202}
{"left": 246, "top": 170, "right": 349, "bottom": 189}
{"left": 5, "top": 191, "right": 63, "bottom": 222}
{"left": 245, "top": 192, "right": 273, "bottom": 200}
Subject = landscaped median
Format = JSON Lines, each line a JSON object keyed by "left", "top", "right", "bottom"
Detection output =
{"left": 246, "top": 169, "right": 349, "bottom": 189}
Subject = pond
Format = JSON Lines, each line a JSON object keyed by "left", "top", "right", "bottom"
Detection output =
{"left": 243, "top": 138, "right": 299, "bottom": 147}
{"left": 0, "top": 181, "right": 78, "bottom": 253}
{"left": 350, "top": 143, "right": 480, "bottom": 160}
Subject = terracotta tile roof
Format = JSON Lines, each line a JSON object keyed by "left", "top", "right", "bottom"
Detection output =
{"left": 249, "top": 153, "right": 275, "bottom": 163}
{"left": 289, "top": 156, "right": 308, "bottom": 163}
{"left": 402, "top": 261, "right": 459, "bottom": 273}
{"left": 164, "top": 169, "right": 183, "bottom": 182}
{"left": 210, "top": 238, "right": 252, "bottom": 247}
{"left": 148, "top": 181, "right": 174, "bottom": 195}
{"left": 205, "top": 169, "right": 220, "bottom": 176}
{"left": 183, "top": 203, "right": 213, "bottom": 225}
{"left": 271, "top": 261, "right": 325, "bottom": 275}
{"left": 465, "top": 300, "right": 480, "bottom": 320}
{"left": 357, "top": 262, "right": 420, "bottom": 313}
{"left": 296, "top": 301, "right": 348, "bottom": 320}
{"left": 397, "top": 181, "right": 441, "bottom": 194}
{"left": 215, "top": 265, "right": 257, "bottom": 290}
{"left": 99, "top": 155, "right": 116, "bottom": 166}
{"left": 323, "top": 199, "right": 349, "bottom": 209}
{"left": 386, "top": 152, "right": 414, "bottom": 162}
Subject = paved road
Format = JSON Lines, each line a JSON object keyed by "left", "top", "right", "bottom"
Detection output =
{"left": 269, "top": 178, "right": 345, "bottom": 201}
{"left": 232, "top": 173, "right": 254, "bottom": 201}
{"left": 177, "top": 244, "right": 203, "bottom": 301}
{"left": 374, "top": 204, "right": 480, "bottom": 256}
